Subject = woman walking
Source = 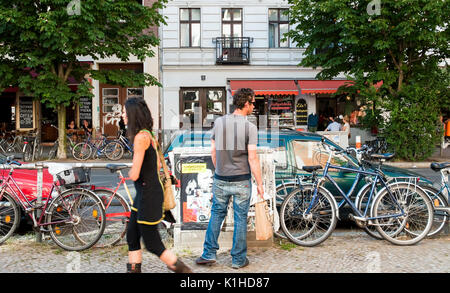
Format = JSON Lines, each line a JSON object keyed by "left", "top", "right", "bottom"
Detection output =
{"left": 123, "top": 98, "right": 192, "bottom": 273}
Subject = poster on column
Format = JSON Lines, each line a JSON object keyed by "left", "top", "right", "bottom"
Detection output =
{"left": 174, "top": 155, "right": 215, "bottom": 230}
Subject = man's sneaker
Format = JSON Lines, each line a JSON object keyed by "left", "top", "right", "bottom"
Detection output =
{"left": 231, "top": 258, "right": 249, "bottom": 269}
{"left": 195, "top": 257, "right": 216, "bottom": 266}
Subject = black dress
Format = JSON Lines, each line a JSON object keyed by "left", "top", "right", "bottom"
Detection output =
{"left": 131, "top": 131, "right": 165, "bottom": 225}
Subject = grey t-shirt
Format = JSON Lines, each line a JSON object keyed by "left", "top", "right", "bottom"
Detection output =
{"left": 211, "top": 114, "right": 258, "bottom": 178}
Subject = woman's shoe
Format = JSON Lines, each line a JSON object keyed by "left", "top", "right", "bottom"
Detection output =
{"left": 127, "top": 263, "right": 142, "bottom": 273}
{"left": 168, "top": 259, "right": 193, "bottom": 273}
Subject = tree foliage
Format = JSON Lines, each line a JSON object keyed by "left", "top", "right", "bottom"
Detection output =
{"left": 0, "top": 0, "right": 167, "bottom": 157}
{"left": 287, "top": 0, "right": 450, "bottom": 160}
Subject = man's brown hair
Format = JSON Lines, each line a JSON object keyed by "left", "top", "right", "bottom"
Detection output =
{"left": 232, "top": 88, "right": 255, "bottom": 109}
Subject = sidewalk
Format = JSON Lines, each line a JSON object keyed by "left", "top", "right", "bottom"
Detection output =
{"left": 1, "top": 229, "right": 448, "bottom": 273}
{"left": 385, "top": 147, "right": 449, "bottom": 168}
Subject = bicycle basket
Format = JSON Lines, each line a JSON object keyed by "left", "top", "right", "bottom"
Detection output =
{"left": 56, "top": 167, "right": 91, "bottom": 186}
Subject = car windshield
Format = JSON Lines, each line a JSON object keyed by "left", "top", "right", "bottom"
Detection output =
{"left": 292, "top": 139, "right": 358, "bottom": 170}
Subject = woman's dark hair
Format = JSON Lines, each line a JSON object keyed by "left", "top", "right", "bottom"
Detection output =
{"left": 125, "top": 98, "right": 154, "bottom": 142}
{"left": 233, "top": 88, "right": 254, "bottom": 109}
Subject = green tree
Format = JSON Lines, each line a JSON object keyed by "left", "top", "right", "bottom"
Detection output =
{"left": 0, "top": 0, "right": 167, "bottom": 158}
{"left": 287, "top": 0, "right": 449, "bottom": 159}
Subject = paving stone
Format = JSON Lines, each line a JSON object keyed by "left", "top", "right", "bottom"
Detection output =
{"left": 0, "top": 229, "right": 448, "bottom": 273}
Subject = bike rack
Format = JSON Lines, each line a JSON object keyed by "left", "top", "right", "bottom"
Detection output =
{"left": 0, "top": 162, "right": 133, "bottom": 243}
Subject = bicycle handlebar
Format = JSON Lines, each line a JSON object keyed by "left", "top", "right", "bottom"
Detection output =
{"left": 5, "top": 156, "right": 22, "bottom": 167}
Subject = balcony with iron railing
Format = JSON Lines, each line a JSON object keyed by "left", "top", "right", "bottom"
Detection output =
{"left": 215, "top": 37, "right": 252, "bottom": 65}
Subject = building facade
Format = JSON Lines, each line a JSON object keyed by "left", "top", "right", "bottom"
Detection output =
{"left": 160, "top": 0, "right": 356, "bottom": 144}
{"left": 0, "top": 0, "right": 161, "bottom": 141}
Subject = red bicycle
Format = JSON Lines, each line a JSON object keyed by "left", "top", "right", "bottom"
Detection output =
{"left": 89, "top": 164, "right": 132, "bottom": 247}
{"left": 0, "top": 157, "right": 106, "bottom": 251}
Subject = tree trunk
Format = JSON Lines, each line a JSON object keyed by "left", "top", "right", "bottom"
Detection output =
{"left": 57, "top": 104, "right": 67, "bottom": 159}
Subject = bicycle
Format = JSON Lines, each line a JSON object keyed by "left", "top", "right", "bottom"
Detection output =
{"left": 72, "top": 132, "right": 123, "bottom": 161}
{"left": 364, "top": 136, "right": 389, "bottom": 160}
{"left": 0, "top": 157, "right": 106, "bottom": 251}
{"left": 279, "top": 138, "right": 434, "bottom": 247}
{"left": 355, "top": 170, "right": 449, "bottom": 240}
{"left": 87, "top": 164, "right": 132, "bottom": 247}
{"left": 89, "top": 163, "right": 175, "bottom": 247}
{"left": 417, "top": 162, "right": 449, "bottom": 236}
{"left": 0, "top": 131, "right": 21, "bottom": 155}
{"left": 113, "top": 130, "right": 134, "bottom": 160}
{"left": 22, "top": 130, "right": 41, "bottom": 162}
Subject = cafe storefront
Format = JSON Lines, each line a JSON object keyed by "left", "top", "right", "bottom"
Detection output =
{"left": 228, "top": 79, "right": 357, "bottom": 131}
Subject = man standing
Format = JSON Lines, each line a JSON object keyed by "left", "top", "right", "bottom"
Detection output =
{"left": 196, "top": 88, "right": 264, "bottom": 269}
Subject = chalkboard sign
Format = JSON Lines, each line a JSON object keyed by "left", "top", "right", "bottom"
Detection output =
{"left": 19, "top": 97, "right": 34, "bottom": 128}
{"left": 296, "top": 99, "right": 308, "bottom": 125}
{"left": 79, "top": 96, "right": 92, "bottom": 126}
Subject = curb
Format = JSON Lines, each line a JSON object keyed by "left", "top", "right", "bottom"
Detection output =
{"left": 385, "top": 157, "right": 449, "bottom": 169}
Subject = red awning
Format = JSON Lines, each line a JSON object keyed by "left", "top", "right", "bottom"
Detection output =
{"left": 3, "top": 87, "right": 19, "bottom": 93}
{"left": 297, "top": 80, "right": 354, "bottom": 94}
{"left": 297, "top": 80, "right": 383, "bottom": 94}
{"left": 230, "top": 80, "right": 298, "bottom": 95}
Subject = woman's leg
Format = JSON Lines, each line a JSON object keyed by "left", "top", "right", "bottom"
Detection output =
{"left": 139, "top": 224, "right": 192, "bottom": 272}
{"left": 127, "top": 210, "right": 142, "bottom": 267}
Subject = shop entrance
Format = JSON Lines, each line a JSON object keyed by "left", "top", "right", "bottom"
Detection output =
{"left": 316, "top": 95, "right": 337, "bottom": 131}
{"left": 99, "top": 63, "right": 144, "bottom": 137}
{"left": 0, "top": 92, "right": 16, "bottom": 132}
{"left": 40, "top": 102, "right": 79, "bottom": 142}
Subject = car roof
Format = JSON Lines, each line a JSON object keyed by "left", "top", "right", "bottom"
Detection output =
{"left": 169, "top": 128, "right": 323, "bottom": 140}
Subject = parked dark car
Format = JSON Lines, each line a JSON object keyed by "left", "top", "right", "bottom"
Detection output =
{"left": 163, "top": 129, "right": 432, "bottom": 208}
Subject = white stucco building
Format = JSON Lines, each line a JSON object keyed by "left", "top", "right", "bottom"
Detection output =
{"left": 159, "top": 0, "right": 353, "bottom": 143}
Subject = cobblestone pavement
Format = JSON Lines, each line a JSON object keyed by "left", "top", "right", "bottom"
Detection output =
{"left": 1, "top": 228, "right": 448, "bottom": 273}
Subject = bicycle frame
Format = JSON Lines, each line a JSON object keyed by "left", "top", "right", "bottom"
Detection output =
{"left": 0, "top": 168, "right": 74, "bottom": 229}
{"left": 119, "top": 135, "right": 133, "bottom": 153}
{"left": 102, "top": 169, "right": 133, "bottom": 218}
{"left": 437, "top": 169, "right": 450, "bottom": 202}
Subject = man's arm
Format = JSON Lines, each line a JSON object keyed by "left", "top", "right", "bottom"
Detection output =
{"left": 211, "top": 139, "right": 216, "bottom": 168}
{"left": 248, "top": 144, "right": 264, "bottom": 198}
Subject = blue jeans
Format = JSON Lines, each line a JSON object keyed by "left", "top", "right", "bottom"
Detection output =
{"left": 201, "top": 178, "right": 252, "bottom": 267}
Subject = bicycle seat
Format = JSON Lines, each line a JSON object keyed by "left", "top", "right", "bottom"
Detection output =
{"left": 106, "top": 164, "right": 129, "bottom": 173}
{"left": 370, "top": 153, "right": 395, "bottom": 160}
{"left": 302, "top": 165, "right": 323, "bottom": 173}
{"left": 430, "top": 162, "right": 450, "bottom": 172}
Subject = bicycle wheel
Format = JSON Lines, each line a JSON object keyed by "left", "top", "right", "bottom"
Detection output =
{"left": 46, "top": 188, "right": 106, "bottom": 251}
{"left": 280, "top": 185, "right": 337, "bottom": 247}
{"left": 274, "top": 181, "right": 301, "bottom": 239}
{"left": 415, "top": 186, "right": 448, "bottom": 237}
{"left": 72, "top": 142, "right": 92, "bottom": 161}
{"left": 23, "top": 144, "right": 32, "bottom": 162}
{"left": 104, "top": 141, "right": 124, "bottom": 161}
{"left": 0, "top": 193, "right": 20, "bottom": 244}
{"left": 93, "top": 189, "right": 130, "bottom": 247}
{"left": 371, "top": 183, "right": 433, "bottom": 245}
{"left": 35, "top": 144, "right": 43, "bottom": 161}
{"left": 355, "top": 183, "right": 384, "bottom": 240}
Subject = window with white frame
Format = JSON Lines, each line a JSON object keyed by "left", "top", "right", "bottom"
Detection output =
{"left": 102, "top": 88, "right": 119, "bottom": 113}
{"left": 180, "top": 8, "right": 201, "bottom": 47}
{"left": 269, "top": 8, "right": 289, "bottom": 48}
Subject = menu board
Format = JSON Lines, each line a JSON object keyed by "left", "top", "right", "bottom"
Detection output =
{"left": 296, "top": 99, "right": 308, "bottom": 125}
{"left": 19, "top": 97, "right": 34, "bottom": 128}
{"left": 79, "top": 96, "right": 92, "bottom": 125}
